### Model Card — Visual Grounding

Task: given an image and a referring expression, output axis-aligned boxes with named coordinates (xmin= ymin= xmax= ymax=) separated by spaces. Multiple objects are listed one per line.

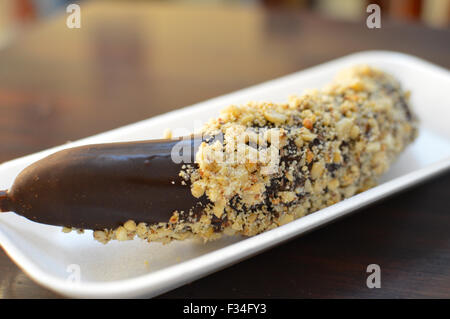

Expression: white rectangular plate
xmin=1 ymin=51 xmax=449 ymax=298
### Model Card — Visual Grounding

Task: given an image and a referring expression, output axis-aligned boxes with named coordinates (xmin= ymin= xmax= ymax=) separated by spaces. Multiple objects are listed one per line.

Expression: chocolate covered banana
xmin=0 ymin=65 xmax=418 ymax=244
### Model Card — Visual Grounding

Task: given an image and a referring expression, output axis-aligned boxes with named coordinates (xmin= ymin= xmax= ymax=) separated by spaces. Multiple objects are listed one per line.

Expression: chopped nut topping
xmin=91 ymin=65 xmax=418 ymax=244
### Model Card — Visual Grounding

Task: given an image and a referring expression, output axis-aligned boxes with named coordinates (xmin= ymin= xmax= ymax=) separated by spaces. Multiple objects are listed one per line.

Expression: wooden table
xmin=0 ymin=2 xmax=449 ymax=298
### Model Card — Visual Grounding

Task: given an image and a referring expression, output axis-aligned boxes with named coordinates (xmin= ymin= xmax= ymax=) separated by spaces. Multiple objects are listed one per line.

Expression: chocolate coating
xmin=1 ymin=137 xmax=204 ymax=229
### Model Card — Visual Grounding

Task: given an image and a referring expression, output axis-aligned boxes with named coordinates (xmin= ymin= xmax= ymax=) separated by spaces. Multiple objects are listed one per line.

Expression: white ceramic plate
xmin=1 ymin=51 xmax=449 ymax=298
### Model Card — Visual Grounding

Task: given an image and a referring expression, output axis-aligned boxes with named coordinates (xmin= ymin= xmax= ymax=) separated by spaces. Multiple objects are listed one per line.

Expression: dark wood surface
xmin=0 ymin=2 xmax=449 ymax=298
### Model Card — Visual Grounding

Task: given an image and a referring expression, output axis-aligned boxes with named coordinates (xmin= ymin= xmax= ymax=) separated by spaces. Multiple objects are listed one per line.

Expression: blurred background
xmin=0 ymin=0 xmax=449 ymax=298
xmin=1 ymin=0 xmax=449 ymax=44
xmin=0 ymin=0 xmax=449 ymax=164
xmin=0 ymin=0 xmax=448 ymax=160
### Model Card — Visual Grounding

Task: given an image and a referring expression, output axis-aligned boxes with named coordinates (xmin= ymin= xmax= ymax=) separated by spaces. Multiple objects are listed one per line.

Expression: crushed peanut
xmin=91 ymin=65 xmax=418 ymax=244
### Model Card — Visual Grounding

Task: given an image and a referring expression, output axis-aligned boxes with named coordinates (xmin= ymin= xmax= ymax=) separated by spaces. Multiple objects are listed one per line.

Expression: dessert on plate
xmin=0 ymin=65 xmax=418 ymax=244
